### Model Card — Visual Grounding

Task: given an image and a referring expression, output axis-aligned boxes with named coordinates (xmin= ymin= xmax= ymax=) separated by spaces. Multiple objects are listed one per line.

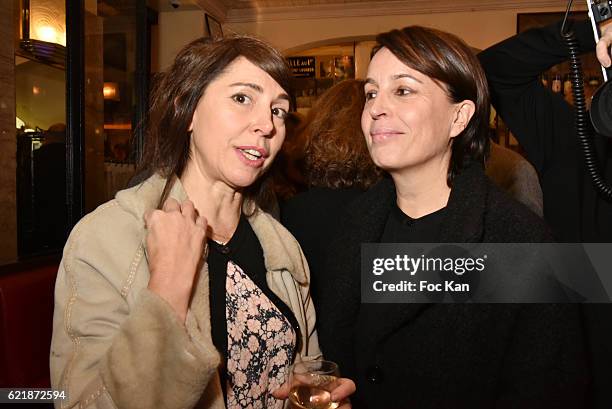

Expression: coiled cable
xmin=561 ymin=0 xmax=612 ymax=201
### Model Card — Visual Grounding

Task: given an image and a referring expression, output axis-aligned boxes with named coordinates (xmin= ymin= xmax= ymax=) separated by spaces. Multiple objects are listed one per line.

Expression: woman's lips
xmin=234 ymin=147 xmax=266 ymax=168
xmin=370 ymin=130 xmax=403 ymax=143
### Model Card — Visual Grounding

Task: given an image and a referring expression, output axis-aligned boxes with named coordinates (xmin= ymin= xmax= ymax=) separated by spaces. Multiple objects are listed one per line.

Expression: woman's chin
xmin=224 ymin=171 xmax=262 ymax=190
xmin=371 ymin=156 xmax=406 ymax=172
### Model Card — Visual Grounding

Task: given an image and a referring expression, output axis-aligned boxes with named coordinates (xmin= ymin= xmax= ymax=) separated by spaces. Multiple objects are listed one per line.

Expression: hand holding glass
xmin=288 ymin=360 xmax=341 ymax=409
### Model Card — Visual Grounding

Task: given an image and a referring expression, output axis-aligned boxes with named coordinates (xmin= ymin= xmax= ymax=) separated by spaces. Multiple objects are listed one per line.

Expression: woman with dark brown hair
xmin=51 ymin=35 xmax=354 ymax=409
xmin=281 ymin=79 xmax=382 ymax=303
xmin=316 ymin=26 xmax=587 ymax=408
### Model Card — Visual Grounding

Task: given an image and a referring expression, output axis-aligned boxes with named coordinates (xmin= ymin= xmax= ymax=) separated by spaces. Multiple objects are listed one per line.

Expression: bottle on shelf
xmin=551 ymin=73 xmax=563 ymax=94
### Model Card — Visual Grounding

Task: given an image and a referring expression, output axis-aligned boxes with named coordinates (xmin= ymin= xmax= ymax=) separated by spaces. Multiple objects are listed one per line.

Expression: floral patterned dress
xmin=225 ymin=261 xmax=296 ymax=409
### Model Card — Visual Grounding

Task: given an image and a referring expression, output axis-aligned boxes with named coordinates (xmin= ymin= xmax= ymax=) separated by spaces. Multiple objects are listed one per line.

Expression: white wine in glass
xmin=288 ymin=360 xmax=340 ymax=409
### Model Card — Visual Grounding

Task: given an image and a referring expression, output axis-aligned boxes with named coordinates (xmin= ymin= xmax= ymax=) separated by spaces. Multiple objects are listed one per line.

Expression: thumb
xmin=271 ymin=382 xmax=291 ymax=399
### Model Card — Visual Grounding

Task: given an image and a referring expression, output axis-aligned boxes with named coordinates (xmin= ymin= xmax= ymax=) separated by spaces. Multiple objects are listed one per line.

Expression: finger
xmin=181 ymin=200 xmax=196 ymax=221
xmin=596 ymin=38 xmax=612 ymax=67
xmin=196 ymin=215 xmax=208 ymax=230
xmin=163 ymin=198 xmax=181 ymax=212
xmin=330 ymin=378 xmax=356 ymax=402
xmin=270 ymin=382 xmax=291 ymax=399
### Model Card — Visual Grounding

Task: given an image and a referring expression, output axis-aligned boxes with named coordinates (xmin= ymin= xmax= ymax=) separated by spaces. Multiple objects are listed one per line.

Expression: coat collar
xmin=115 ymin=173 xmax=307 ymax=283
xmin=345 ymin=163 xmax=488 ymax=243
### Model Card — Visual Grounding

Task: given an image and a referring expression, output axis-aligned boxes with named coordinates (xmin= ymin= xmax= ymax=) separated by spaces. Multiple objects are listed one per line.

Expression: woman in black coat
xmin=316 ymin=26 xmax=588 ymax=409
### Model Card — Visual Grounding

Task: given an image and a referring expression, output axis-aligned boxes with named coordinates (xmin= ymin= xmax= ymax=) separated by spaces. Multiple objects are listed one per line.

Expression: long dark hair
xmin=138 ymin=35 xmax=293 ymax=211
xmin=373 ymin=26 xmax=490 ymax=185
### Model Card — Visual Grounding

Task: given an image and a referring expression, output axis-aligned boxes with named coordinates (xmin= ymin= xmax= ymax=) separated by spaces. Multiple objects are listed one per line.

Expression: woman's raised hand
xmin=596 ymin=22 xmax=612 ymax=68
xmin=144 ymin=198 xmax=207 ymax=323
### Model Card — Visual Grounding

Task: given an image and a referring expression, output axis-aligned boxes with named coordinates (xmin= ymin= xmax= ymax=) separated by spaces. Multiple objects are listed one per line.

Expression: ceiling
xmin=159 ymin=0 xmax=578 ymax=23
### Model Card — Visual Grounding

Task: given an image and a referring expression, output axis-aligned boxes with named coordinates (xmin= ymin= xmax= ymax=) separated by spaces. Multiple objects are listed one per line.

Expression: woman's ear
xmin=450 ymin=100 xmax=476 ymax=138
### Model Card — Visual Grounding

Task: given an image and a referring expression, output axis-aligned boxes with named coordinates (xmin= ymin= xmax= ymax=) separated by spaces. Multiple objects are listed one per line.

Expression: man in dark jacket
xmin=479 ymin=18 xmax=612 ymax=409
xmin=478 ymin=19 xmax=612 ymax=243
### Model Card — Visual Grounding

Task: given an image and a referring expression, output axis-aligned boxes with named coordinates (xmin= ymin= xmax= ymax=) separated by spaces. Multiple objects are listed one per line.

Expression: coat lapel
xmin=329 ymin=178 xmax=428 ymax=347
xmin=438 ymin=164 xmax=487 ymax=243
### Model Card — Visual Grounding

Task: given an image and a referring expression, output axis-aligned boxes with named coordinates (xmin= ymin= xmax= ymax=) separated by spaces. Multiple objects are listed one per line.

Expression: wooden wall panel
xmin=0 ymin=0 xmax=18 ymax=264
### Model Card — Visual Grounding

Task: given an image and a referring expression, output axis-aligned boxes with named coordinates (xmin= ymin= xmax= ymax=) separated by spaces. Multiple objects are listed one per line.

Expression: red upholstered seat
xmin=0 ymin=262 xmax=58 ymax=387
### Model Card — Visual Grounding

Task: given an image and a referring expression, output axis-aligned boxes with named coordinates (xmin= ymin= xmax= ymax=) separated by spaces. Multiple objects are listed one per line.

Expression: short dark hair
xmin=139 ymin=35 xmax=293 ymax=211
xmin=373 ymin=26 xmax=490 ymax=185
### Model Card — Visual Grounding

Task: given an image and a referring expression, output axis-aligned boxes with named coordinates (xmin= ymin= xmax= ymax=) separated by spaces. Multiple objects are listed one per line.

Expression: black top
xmin=207 ymin=214 xmax=299 ymax=398
xmin=381 ymin=204 xmax=447 ymax=243
xmin=478 ymin=19 xmax=612 ymax=242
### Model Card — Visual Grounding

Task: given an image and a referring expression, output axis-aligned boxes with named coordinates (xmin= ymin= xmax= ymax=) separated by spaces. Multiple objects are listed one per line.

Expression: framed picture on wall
xmin=206 ymin=14 xmax=223 ymax=39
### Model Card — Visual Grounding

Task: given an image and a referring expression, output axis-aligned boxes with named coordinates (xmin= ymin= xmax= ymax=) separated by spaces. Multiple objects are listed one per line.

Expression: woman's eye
xmin=272 ymin=107 xmax=288 ymax=119
xmin=232 ymin=93 xmax=252 ymax=104
xmin=396 ymin=88 xmax=412 ymax=96
xmin=365 ymin=90 xmax=377 ymax=101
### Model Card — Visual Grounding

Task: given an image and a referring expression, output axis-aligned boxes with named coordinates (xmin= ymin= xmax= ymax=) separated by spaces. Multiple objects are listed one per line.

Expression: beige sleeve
xmin=50 ymin=235 xmax=220 ymax=409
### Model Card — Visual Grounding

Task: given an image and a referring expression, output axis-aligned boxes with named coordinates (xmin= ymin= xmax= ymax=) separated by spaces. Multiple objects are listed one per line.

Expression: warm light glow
xmin=104 ymin=124 xmax=132 ymax=131
xmin=103 ymin=83 xmax=119 ymax=100
xmin=37 ymin=25 xmax=57 ymax=43
xmin=32 ymin=86 xmax=41 ymax=95
xmin=29 ymin=1 xmax=67 ymax=47
xmin=104 ymin=124 xmax=132 ymax=130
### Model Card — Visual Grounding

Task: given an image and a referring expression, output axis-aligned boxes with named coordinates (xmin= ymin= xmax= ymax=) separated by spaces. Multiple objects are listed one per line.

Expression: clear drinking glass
xmin=288 ymin=359 xmax=341 ymax=409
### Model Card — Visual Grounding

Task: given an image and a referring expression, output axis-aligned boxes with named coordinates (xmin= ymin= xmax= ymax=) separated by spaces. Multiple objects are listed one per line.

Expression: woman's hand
xmin=596 ymin=21 xmax=612 ymax=67
xmin=271 ymin=377 xmax=356 ymax=408
xmin=144 ymin=198 xmax=207 ymax=323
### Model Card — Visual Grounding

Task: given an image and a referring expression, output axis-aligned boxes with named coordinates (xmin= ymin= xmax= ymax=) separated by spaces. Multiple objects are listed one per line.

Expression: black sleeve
xmin=478 ymin=19 xmax=596 ymax=176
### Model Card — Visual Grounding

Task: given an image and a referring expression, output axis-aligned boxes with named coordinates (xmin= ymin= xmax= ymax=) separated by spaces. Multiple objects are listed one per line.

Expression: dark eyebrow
xmin=230 ymin=82 xmax=263 ymax=92
xmin=364 ymin=74 xmax=423 ymax=86
xmin=393 ymin=73 xmax=423 ymax=83
xmin=276 ymin=94 xmax=291 ymax=105
xmin=230 ymin=82 xmax=290 ymax=104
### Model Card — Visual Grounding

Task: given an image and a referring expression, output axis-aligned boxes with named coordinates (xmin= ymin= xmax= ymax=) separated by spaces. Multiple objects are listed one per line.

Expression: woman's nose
xmin=252 ymin=109 xmax=275 ymax=137
xmin=368 ymin=93 xmax=389 ymax=118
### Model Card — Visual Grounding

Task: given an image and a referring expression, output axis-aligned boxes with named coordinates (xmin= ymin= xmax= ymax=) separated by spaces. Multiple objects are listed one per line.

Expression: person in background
xmin=479 ymin=18 xmax=612 ymax=409
xmin=281 ymin=79 xmax=382 ymax=305
xmin=316 ymin=26 xmax=587 ymax=408
xmin=50 ymin=35 xmax=354 ymax=409
xmin=479 ymin=19 xmax=612 ymax=242
xmin=270 ymin=111 xmax=308 ymax=203
xmin=34 ymin=123 xmax=67 ymax=250
xmin=486 ymin=140 xmax=544 ymax=216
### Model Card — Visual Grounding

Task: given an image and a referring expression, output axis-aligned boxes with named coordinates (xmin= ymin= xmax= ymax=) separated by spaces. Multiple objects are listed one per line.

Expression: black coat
xmin=316 ymin=165 xmax=588 ymax=409
xmin=281 ymin=186 xmax=365 ymax=309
